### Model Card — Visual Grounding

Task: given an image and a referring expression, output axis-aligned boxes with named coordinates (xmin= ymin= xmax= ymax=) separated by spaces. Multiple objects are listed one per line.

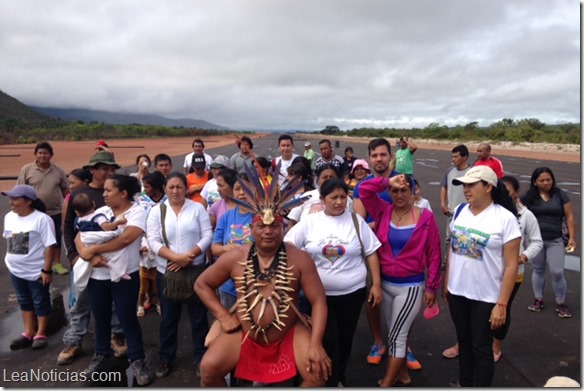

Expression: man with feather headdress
xmin=195 ymin=160 xmax=332 ymax=386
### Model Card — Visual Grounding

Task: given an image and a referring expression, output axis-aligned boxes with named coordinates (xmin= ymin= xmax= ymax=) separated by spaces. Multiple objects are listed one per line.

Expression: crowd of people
xmin=1 ymin=135 xmax=578 ymax=387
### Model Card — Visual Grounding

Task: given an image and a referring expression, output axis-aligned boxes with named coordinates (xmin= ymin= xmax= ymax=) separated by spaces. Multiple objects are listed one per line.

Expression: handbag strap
xmin=160 ymin=203 xmax=169 ymax=248
xmin=351 ymin=212 xmax=367 ymax=261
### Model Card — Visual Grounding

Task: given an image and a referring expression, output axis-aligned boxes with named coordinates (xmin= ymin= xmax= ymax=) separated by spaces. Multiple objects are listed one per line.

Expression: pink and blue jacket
xmin=359 ymin=176 xmax=442 ymax=294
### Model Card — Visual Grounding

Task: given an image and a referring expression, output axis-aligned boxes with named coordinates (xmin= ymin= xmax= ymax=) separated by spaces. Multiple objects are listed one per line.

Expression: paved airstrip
xmin=0 ymin=134 xmax=580 ymax=387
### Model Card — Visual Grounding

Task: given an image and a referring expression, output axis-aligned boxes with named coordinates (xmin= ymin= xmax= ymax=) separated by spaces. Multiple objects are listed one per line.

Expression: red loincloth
xmin=234 ymin=326 xmax=297 ymax=383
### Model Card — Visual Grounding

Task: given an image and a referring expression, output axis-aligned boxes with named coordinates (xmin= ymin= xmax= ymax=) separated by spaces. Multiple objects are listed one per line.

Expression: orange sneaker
xmin=367 ymin=344 xmax=386 ymax=365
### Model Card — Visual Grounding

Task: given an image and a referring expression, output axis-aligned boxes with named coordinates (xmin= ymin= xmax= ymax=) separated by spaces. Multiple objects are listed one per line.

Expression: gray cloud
xmin=0 ymin=0 xmax=579 ymax=130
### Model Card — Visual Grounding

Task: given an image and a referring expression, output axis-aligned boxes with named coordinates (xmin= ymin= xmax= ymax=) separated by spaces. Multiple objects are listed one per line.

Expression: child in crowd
xmin=71 ymin=193 xmax=129 ymax=294
xmin=412 ymin=178 xmax=433 ymax=212
xmin=137 ymin=239 xmax=160 ymax=317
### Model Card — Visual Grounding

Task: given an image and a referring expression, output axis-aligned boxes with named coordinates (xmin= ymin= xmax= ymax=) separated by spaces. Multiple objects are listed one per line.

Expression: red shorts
xmin=234 ymin=327 xmax=297 ymax=383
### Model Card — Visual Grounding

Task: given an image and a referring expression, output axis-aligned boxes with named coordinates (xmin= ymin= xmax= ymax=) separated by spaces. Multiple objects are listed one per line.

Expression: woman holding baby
xmin=76 ymin=174 xmax=152 ymax=386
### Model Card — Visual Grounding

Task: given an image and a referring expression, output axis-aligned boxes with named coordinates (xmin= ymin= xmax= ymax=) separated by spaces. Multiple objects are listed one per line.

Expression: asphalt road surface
xmin=0 ymin=134 xmax=580 ymax=387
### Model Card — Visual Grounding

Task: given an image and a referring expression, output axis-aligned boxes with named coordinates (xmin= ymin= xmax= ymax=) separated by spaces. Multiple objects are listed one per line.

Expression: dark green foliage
xmin=317 ymin=119 xmax=580 ymax=145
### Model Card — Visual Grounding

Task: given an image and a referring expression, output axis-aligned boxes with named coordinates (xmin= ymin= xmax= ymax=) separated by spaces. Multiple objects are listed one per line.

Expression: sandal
xmin=442 ymin=345 xmax=459 ymax=359
xmin=493 ymin=350 xmax=502 ymax=363
xmin=137 ymin=306 xmax=145 ymax=317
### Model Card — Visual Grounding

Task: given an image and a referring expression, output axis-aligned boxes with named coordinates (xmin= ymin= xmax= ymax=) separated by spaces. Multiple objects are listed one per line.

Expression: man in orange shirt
xmin=186 ymin=153 xmax=211 ymax=204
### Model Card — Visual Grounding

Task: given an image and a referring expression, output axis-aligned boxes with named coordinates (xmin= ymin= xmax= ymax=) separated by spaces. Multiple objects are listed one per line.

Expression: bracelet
xmin=41 ymin=269 xmax=53 ymax=274
xmin=497 ymin=302 xmax=507 ymax=307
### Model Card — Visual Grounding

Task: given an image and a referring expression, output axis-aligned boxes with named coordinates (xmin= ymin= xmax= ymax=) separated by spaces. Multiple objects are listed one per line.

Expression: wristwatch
xmin=41 ymin=269 xmax=53 ymax=274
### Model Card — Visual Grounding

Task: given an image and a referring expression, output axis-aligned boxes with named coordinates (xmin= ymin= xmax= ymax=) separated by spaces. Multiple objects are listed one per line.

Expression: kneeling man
xmin=195 ymin=212 xmax=332 ymax=387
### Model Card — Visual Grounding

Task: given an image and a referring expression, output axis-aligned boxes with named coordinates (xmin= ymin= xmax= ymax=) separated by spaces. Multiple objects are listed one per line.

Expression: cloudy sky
xmin=0 ymin=0 xmax=580 ymax=130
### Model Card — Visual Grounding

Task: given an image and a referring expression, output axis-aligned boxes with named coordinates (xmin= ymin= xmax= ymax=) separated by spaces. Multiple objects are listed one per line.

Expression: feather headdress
xmin=227 ymin=151 xmax=309 ymax=225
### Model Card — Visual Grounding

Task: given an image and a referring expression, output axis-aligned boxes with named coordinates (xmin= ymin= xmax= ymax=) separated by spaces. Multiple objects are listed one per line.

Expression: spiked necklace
xmin=234 ymin=243 xmax=296 ymax=344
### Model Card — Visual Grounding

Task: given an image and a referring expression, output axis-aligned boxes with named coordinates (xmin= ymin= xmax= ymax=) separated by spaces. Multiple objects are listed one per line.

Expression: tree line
xmin=319 ymin=118 xmax=580 ymax=144
xmin=0 ymin=120 xmax=246 ymax=145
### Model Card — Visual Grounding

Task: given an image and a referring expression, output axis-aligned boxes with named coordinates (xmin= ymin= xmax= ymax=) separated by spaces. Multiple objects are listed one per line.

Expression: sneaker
xmin=52 ymin=263 xmax=69 ymax=275
xmin=10 ymin=333 xmax=33 ymax=350
xmin=130 ymin=359 xmax=153 ymax=386
xmin=57 ymin=344 xmax=82 ymax=365
xmin=366 ymin=344 xmax=386 ymax=365
xmin=528 ymin=299 xmax=544 ymax=312
xmin=32 ymin=336 xmax=48 ymax=349
xmin=406 ymin=350 xmax=422 ymax=371
xmin=111 ymin=334 xmax=127 ymax=358
xmin=155 ymin=361 xmax=171 ymax=378
xmin=556 ymin=304 xmax=572 ymax=318
xmin=84 ymin=354 xmax=108 ymax=375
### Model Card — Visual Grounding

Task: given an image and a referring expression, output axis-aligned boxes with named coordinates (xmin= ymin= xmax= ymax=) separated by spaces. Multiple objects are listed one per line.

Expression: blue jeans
xmin=9 ymin=273 xmax=52 ymax=316
xmin=88 ymin=271 xmax=145 ymax=361
xmin=448 ymin=293 xmax=495 ymax=387
xmin=156 ymin=271 xmax=209 ymax=364
xmin=62 ymin=268 xmax=123 ymax=347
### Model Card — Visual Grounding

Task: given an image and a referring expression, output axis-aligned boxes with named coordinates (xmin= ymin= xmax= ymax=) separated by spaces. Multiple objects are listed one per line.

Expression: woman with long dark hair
xmin=76 ymin=174 xmax=152 ymax=385
xmin=443 ymin=166 xmax=520 ymax=387
xmin=522 ymin=167 xmax=576 ymax=318
xmin=285 ymin=178 xmax=382 ymax=387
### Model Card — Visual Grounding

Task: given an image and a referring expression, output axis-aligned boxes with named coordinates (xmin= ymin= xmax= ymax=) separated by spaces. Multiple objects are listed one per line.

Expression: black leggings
xmin=322 ymin=288 xmax=366 ymax=387
xmin=448 ymin=293 xmax=495 ymax=387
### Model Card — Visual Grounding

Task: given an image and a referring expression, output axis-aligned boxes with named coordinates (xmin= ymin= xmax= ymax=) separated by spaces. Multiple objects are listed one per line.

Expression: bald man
xmin=473 ymin=143 xmax=504 ymax=178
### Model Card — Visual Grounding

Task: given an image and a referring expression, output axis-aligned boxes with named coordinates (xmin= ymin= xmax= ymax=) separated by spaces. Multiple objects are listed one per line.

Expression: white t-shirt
xmin=184 ymin=152 xmax=213 ymax=171
xmin=90 ymin=203 xmax=146 ymax=280
xmin=275 ymin=154 xmax=299 ymax=187
xmin=200 ymin=178 xmax=220 ymax=210
xmin=3 ymin=210 xmax=56 ymax=281
xmin=447 ymin=203 xmax=521 ymax=303
xmin=288 ymin=188 xmax=353 ymax=223
xmin=414 ymin=197 xmax=433 ymax=212
xmin=284 ymin=210 xmax=381 ymax=296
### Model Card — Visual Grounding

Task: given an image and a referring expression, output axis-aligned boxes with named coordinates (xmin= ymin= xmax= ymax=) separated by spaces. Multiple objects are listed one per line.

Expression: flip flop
xmin=493 ymin=350 xmax=502 ymax=363
xmin=442 ymin=345 xmax=459 ymax=359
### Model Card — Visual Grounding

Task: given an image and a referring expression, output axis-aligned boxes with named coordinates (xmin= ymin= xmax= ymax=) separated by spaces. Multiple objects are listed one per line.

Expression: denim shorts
xmin=9 ymin=273 xmax=52 ymax=316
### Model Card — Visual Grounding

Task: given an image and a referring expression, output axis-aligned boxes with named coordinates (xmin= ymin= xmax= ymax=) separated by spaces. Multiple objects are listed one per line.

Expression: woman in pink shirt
xmin=359 ymin=174 xmax=442 ymax=387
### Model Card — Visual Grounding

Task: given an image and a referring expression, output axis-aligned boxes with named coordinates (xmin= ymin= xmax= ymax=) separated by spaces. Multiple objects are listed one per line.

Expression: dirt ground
xmin=0 ymin=134 xmax=579 ymax=191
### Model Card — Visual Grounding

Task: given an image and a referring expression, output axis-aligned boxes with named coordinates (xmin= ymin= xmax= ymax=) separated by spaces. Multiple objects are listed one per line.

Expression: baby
xmin=71 ymin=193 xmax=130 ymax=292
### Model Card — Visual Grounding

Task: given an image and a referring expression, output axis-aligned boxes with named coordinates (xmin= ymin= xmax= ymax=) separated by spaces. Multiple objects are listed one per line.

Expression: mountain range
xmin=31 ymin=107 xmax=229 ymax=130
xmin=0 ymin=89 xmax=228 ymax=130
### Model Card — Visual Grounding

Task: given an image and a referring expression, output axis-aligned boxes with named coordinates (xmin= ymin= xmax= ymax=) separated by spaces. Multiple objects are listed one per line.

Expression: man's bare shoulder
xmin=216 ymin=243 xmax=250 ymax=265
xmin=284 ymin=243 xmax=312 ymax=265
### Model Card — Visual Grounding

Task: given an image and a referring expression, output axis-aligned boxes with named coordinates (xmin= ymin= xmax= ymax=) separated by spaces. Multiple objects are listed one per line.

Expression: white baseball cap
xmin=452 ymin=166 xmax=498 ymax=187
